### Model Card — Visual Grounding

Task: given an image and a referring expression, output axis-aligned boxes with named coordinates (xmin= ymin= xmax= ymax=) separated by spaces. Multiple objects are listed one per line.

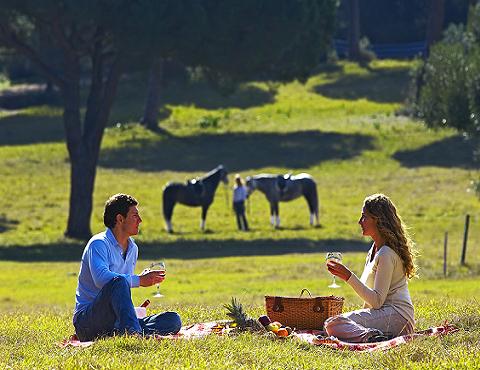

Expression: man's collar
xmin=106 ymin=228 xmax=133 ymax=252
xmin=106 ymin=228 xmax=123 ymax=249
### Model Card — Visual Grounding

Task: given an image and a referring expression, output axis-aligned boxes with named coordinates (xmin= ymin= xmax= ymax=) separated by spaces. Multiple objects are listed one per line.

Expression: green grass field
xmin=0 ymin=60 xmax=479 ymax=369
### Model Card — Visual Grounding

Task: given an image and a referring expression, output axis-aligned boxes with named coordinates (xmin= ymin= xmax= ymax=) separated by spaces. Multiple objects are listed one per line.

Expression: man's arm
xmin=88 ymin=240 xmax=140 ymax=288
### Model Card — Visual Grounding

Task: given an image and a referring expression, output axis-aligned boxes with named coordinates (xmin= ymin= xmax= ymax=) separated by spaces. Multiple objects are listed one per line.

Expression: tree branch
xmin=84 ymin=52 xmax=125 ymax=157
xmin=83 ymin=28 xmax=105 ymax=143
xmin=0 ymin=24 xmax=65 ymax=88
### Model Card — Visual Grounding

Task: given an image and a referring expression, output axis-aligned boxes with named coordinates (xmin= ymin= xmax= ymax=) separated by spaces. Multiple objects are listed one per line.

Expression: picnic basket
xmin=265 ymin=289 xmax=344 ymax=330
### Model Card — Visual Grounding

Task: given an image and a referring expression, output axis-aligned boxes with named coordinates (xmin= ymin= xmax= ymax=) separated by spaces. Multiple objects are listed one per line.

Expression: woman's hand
xmin=326 ymin=260 xmax=352 ymax=281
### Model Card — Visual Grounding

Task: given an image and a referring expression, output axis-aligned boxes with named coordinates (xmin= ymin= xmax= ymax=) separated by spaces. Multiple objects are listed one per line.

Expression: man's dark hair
xmin=103 ymin=193 xmax=138 ymax=229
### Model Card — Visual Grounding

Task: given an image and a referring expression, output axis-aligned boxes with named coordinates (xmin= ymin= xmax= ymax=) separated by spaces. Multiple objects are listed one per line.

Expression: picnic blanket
xmin=59 ymin=322 xmax=458 ymax=352
xmin=293 ymin=323 xmax=458 ymax=352
xmin=59 ymin=321 xmax=229 ymax=348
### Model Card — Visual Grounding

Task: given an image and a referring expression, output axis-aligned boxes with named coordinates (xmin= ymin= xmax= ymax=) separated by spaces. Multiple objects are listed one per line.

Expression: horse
xmin=245 ymin=173 xmax=319 ymax=228
xmin=162 ymin=165 xmax=228 ymax=233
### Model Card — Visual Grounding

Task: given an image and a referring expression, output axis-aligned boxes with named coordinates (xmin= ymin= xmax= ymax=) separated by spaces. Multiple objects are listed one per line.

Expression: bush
xmin=198 ymin=115 xmax=220 ymax=129
xmin=417 ymin=20 xmax=480 ymax=138
xmin=418 ymin=41 xmax=471 ymax=131
xmin=415 ymin=11 xmax=480 ymax=200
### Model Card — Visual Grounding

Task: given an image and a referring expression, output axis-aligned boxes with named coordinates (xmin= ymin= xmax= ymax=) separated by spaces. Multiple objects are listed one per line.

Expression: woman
xmin=325 ymin=193 xmax=416 ymax=342
xmin=232 ymin=174 xmax=249 ymax=231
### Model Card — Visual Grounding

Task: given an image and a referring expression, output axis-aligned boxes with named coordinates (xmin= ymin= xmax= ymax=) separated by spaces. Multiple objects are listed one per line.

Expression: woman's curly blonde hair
xmin=364 ymin=193 xmax=417 ymax=279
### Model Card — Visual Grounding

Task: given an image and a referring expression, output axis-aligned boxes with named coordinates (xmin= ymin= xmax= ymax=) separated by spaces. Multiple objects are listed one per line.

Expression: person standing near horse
xmin=232 ymin=174 xmax=249 ymax=231
xmin=324 ymin=193 xmax=416 ymax=342
xmin=73 ymin=193 xmax=182 ymax=341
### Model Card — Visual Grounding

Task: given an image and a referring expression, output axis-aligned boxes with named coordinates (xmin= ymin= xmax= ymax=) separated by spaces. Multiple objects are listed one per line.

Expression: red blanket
xmin=59 ymin=322 xmax=458 ymax=352
xmin=293 ymin=324 xmax=458 ymax=352
xmin=59 ymin=321 xmax=228 ymax=348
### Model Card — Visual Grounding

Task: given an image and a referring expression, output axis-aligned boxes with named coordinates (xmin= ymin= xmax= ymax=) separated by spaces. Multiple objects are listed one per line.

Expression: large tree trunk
xmin=425 ymin=0 xmax=445 ymax=55
xmin=140 ymin=58 xmax=164 ymax=130
xmin=63 ymin=46 xmax=124 ymax=240
xmin=67 ymin=147 xmax=97 ymax=239
xmin=348 ymin=0 xmax=361 ymax=61
xmin=62 ymin=70 xmax=95 ymax=239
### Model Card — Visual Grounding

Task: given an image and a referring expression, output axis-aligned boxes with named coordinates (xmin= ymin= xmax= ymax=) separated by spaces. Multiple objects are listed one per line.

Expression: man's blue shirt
xmin=74 ymin=228 xmax=141 ymax=320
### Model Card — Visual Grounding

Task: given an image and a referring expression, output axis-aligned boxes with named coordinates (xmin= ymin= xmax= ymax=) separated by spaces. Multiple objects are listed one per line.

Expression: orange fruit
xmin=276 ymin=328 xmax=288 ymax=337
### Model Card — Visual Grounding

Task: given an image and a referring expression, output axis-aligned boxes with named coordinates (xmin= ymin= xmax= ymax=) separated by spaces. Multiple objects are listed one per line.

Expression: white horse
xmin=245 ymin=173 xmax=319 ymax=228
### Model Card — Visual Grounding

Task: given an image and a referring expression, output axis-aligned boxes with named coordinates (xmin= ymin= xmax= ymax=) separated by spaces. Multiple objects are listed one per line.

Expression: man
xmin=73 ymin=193 xmax=181 ymax=341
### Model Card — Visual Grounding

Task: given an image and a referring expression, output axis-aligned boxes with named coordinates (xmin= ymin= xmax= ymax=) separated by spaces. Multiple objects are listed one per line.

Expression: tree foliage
xmin=176 ymin=1 xmax=337 ymax=83
xmin=415 ymin=3 xmax=480 ymax=199
xmin=417 ymin=5 xmax=480 ymax=138
xmin=0 ymin=0 xmax=338 ymax=239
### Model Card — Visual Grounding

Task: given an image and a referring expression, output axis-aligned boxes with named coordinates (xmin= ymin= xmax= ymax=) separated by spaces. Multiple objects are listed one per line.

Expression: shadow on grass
xmin=0 ymin=238 xmax=370 ymax=262
xmin=161 ymin=84 xmax=275 ymax=111
xmin=0 ymin=82 xmax=275 ymax=146
xmin=0 ymin=215 xmax=19 ymax=233
xmin=110 ymin=80 xmax=276 ymax=124
xmin=393 ymin=136 xmax=478 ymax=169
xmin=312 ymin=67 xmax=410 ymax=104
xmin=0 ymin=111 xmax=64 ymax=146
xmin=99 ymin=130 xmax=375 ymax=172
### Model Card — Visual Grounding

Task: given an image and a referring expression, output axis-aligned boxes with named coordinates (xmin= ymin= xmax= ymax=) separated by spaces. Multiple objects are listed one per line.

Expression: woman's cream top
xmin=346 ymin=244 xmax=414 ymax=324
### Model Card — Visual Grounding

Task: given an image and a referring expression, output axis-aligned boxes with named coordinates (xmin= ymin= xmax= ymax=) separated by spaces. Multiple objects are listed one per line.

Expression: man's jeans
xmin=74 ymin=276 xmax=182 ymax=341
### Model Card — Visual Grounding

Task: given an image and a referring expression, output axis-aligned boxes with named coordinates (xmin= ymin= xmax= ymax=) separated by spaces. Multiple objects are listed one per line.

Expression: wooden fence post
xmin=443 ymin=231 xmax=448 ymax=277
xmin=460 ymin=214 xmax=470 ymax=266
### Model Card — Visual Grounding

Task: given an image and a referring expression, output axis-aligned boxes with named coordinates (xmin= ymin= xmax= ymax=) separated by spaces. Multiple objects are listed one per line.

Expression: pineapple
xmin=223 ymin=297 xmax=264 ymax=332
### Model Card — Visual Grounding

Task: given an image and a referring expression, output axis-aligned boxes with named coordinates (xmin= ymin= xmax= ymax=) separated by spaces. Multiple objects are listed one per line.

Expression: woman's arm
xmin=346 ymin=253 xmax=395 ymax=309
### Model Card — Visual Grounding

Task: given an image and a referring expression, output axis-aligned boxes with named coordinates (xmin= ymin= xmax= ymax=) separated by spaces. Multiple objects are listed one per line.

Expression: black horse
xmin=163 ymin=165 xmax=228 ymax=233
xmin=245 ymin=173 xmax=319 ymax=228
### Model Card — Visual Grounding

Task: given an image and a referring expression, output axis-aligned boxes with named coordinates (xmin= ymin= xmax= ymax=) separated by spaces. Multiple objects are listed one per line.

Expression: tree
xmin=425 ymin=0 xmax=445 ymax=53
xmin=347 ymin=0 xmax=361 ymax=61
xmin=0 ymin=0 xmax=337 ymax=239
xmin=0 ymin=1 xmax=201 ymax=239
xmin=140 ymin=58 xmax=164 ymax=131
xmin=417 ymin=3 xmax=480 ymax=137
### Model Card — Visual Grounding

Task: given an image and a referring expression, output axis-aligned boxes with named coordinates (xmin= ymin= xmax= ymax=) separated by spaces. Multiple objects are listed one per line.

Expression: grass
xmin=0 ymin=59 xmax=479 ymax=368
xmin=0 ymin=258 xmax=479 ymax=369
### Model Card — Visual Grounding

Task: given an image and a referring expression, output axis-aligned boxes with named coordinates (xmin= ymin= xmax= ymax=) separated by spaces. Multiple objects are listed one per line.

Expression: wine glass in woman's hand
xmin=326 ymin=252 xmax=342 ymax=288
xmin=150 ymin=261 xmax=166 ymax=298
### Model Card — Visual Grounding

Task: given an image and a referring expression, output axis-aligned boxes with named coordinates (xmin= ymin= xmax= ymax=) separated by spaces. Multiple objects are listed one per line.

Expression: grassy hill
xmin=0 ymin=60 xmax=479 ymax=369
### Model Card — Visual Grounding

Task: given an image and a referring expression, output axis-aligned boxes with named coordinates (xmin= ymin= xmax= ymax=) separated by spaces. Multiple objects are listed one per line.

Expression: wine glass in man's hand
xmin=149 ymin=261 xmax=166 ymax=298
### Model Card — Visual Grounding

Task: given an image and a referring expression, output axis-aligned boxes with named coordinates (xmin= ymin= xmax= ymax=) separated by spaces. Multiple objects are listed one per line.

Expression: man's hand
xmin=326 ymin=260 xmax=352 ymax=281
xmin=139 ymin=270 xmax=165 ymax=287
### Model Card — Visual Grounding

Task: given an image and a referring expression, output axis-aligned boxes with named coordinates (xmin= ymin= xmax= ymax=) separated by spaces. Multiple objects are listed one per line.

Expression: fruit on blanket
xmin=266 ymin=323 xmax=280 ymax=333
xmin=223 ymin=297 xmax=263 ymax=331
xmin=258 ymin=315 xmax=271 ymax=327
xmin=276 ymin=328 xmax=288 ymax=337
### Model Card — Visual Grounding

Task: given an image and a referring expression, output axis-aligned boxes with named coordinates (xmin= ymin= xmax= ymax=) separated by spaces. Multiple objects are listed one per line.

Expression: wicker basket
xmin=265 ymin=289 xmax=344 ymax=330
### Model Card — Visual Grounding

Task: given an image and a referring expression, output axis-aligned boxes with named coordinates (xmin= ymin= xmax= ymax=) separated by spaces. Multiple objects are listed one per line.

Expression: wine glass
xmin=325 ymin=252 xmax=342 ymax=288
xmin=150 ymin=261 xmax=166 ymax=298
